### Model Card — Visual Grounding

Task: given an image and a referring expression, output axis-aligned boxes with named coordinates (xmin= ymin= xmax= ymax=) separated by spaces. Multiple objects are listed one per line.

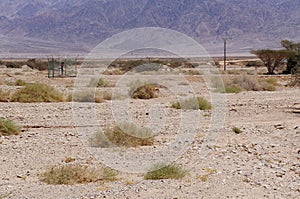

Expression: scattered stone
xmin=274 ymin=124 xmax=285 ymax=129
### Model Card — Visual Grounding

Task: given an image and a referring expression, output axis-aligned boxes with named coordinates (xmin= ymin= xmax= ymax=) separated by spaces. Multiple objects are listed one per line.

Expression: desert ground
xmin=0 ymin=59 xmax=299 ymax=199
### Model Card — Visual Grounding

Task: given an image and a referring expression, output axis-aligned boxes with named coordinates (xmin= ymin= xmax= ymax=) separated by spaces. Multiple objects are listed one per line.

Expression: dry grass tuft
xmin=40 ymin=164 xmax=117 ymax=185
xmin=11 ymin=83 xmax=64 ymax=103
xmin=0 ymin=89 xmax=10 ymax=102
xmin=88 ymin=78 xmax=114 ymax=87
xmin=0 ymin=118 xmax=21 ymax=136
xmin=171 ymin=97 xmax=212 ymax=110
xmin=144 ymin=163 xmax=187 ymax=180
xmin=15 ymin=79 xmax=27 ymax=86
xmin=72 ymin=90 xmax=112 ymax=103
xmin=89 ymin=123 xmax=154 ymax=148
xmin=215 ymin=75 xmax=279 ymax=93
xmin=95 ymin=91 xmax=112 ymax=103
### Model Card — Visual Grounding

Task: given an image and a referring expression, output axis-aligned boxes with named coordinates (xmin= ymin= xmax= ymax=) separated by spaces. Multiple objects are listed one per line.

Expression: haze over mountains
xmin=0 ymin=0 xmax=299 ymax=56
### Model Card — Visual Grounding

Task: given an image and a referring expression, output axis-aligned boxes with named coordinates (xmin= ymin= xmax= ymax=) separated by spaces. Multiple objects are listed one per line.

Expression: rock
xmin=274 ymin=124 xmax=285 ymax=129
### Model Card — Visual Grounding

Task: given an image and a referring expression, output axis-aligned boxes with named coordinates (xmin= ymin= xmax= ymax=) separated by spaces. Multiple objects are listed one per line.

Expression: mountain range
xmin=0 ymin=0 xmax=299 ymax=56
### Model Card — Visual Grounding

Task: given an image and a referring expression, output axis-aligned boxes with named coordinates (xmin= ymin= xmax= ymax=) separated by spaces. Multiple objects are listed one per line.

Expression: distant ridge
xmin=0 ymin=0 xmax=299 ymax=55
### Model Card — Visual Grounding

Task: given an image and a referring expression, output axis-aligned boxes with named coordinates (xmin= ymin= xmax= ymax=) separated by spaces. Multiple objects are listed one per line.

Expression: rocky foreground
xmin=0 ymin=66 xmax=299 ymax=198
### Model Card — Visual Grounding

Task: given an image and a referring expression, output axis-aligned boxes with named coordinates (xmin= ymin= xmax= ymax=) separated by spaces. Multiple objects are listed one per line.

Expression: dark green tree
xmin=251 ymin=49 xmax=295 ymax=74
xmin=281 ymin=40 xmax=300 ymax=74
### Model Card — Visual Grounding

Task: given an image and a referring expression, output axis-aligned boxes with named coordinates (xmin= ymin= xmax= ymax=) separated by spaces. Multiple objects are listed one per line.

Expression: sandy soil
xmin=0 ymin=65 xmax=299 ymax=199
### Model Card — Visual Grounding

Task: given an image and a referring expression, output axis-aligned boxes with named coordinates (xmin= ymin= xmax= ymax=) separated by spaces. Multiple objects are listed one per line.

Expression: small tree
xmin=281 ymin=40 xmax=300 ymax=52
xmin=251 ymin=49 xmax=295 ymax=74
xmin=281 ymin=40 xmax=300 ymax=74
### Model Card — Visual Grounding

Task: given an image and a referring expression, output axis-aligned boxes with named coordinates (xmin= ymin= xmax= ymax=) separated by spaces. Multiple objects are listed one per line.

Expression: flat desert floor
xmin=0 ymin=63 xmax=299 ymax=199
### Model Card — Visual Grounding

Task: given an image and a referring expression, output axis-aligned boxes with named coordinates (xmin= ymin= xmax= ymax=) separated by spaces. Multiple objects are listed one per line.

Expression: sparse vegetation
xmin=129 ymin=80 xmax=159 ymax=99
xmin=251 ymin=49 xmax=295 ymax=74
xmin=26 ymin=59 xmax=48 ymax=71
xmin=89 ymin=123 xmax=154 ymax=148
xmin=64 ymin=157 xmax=76 ymax=163
xmin=72 ymin=90 xmax=112 ymax=103
xmin=224 ymin=86 xmax=243 ymax=93
xmin=0 ymin=59 xmax=48 ymax=70
xmin=197 ymin=168 xmax=217 ymax=182
xmin=11 ymin=83 xmax=64 ymax=103
xmin=104 ymin=58 xmax=194 ymax=75
xmin=0 ymin=118 xmax=21 ymax=136
xmin=290 ymin=72 xmax=300 ymax=86
xmin=171 ymin=97 xmax=212 ymax=110
xmin=15 ymin=79 xmax=27 ymax=86
xmin=89 ymin=131 xmax=112 ymax=148
xmin=88 ymin=78 xmax=113 ymax=87
xmin=144 ymin=163 xmax=187 ymax=180
xmin=216 ymin=75 xmax=279 ymax=93
xmin=0 ymin=89 xmax=10 ymax=102
xmin=95 ymin=91 xmax=112 ymax=103
xmin=40 ymin=164 xmax=117 ymax=185
xmin=72 ymin=90 xmax=94 ymax=102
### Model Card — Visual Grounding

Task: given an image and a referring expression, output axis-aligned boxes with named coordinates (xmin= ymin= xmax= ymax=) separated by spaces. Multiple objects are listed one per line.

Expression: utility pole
xmin=223 ymin=38 xmax=227 ymax=71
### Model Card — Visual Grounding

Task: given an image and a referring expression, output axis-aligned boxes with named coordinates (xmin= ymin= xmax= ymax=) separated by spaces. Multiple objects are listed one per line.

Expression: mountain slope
xmin=0 ymin=0 xmax=299 ymax=55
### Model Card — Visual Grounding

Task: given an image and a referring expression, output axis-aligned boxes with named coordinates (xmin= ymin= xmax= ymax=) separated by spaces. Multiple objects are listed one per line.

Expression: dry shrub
xmin=1 ymin=59 xmax=48 ymax=70
xmin=171 ymin=97 xmax=212 ymax=110
xmin=102 ymin=69 xmax=125 ymax=75
xmin=26 ymin=59 xmax=48 ymax=71
xmin=144 ymin=163 xmax=187 ymax=180
xmin=290 ymin=73 xmax=300 ymax=87
xmin=72 ymin=90 xmax=112 ymax=103
xmin=88 ymin=78 xmax=113 ymax=87
xmin=11 ymin=83 xmax=64 ymax=103
xmin=0 ymin=89 xmax=10 ymax=102
xmin=0 ymin=118 xmax=21 ymax=136
xmin=15 ymin=79 xmax=27 ymax=86
xmin=129 ymin=80 xmax=159 ymax=99
xmin=1 ymin=61 xmax=24 ymax=68
xmin=230 ymin=75 xmax=261 ymax=91
xmin=72 ymin=90 xmax=94 ymax=102
xmin=95 ymin=91 xmax=112 ymax=103
xmin=40 ymin=164 xmax=117 ymax=185
xmin=221 ymin=75 xmax=278 ymax=93
xmin=89 ymin=123 xmax=154 ymax=148
xmin=180 ymin=69 xmax=202 ymax=75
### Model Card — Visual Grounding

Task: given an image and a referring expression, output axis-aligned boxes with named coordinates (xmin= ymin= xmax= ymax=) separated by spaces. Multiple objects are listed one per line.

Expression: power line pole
xmin=223 ymin=38 xmax=227 ymax=71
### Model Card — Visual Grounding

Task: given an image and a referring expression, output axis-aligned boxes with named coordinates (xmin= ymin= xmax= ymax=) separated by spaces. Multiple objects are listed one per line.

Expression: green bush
xmin=40 ymin=164 xmax=117 ymax=185
xmin=11 ymin=83 xmax=64 ymax=103
xmin=144 ymin=163 xmax=187 ymax=180
xmin=89 ymin=123 xmax=154 ymax=148
xmin=0 ymin=119 xmax=21 ymax=136
xmin=171 ymin=97 xmax=212 ymax=110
